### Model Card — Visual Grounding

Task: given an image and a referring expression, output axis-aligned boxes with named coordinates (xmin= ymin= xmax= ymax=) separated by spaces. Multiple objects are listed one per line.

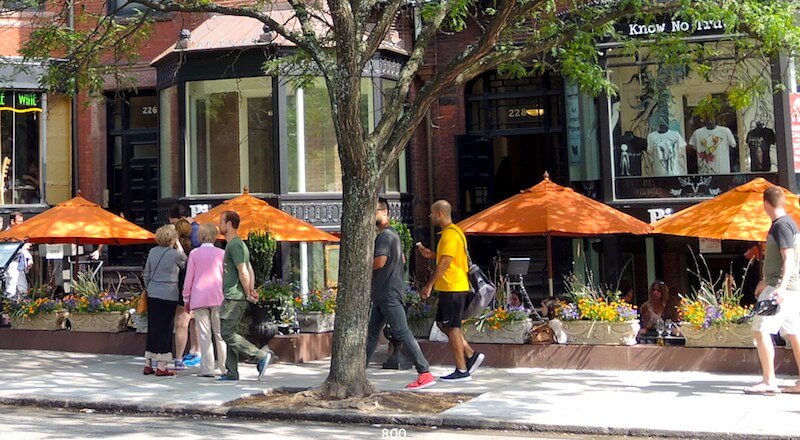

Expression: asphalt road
xmin=0 ymin=405 xmax=671 ymax=440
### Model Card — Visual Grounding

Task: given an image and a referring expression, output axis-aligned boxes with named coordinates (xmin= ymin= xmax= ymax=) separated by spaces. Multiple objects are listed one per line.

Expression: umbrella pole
xmin=547 ymin=234 xmax=554 ymax=297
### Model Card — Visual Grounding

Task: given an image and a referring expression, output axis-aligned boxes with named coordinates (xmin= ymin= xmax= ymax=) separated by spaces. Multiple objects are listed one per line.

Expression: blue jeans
xmin=366 ymin=293 xmax=430 ymax=374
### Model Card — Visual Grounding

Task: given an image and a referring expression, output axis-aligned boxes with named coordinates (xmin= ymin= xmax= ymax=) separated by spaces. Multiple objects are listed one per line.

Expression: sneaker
xmin=155 ymin=369 xmax=175 ymax=377
xmin=439 ymin=369 xmax=471 ymax=382
xmin=405 ymin=372 xmax=437 ymax=390
xmin=466 ymin=352 xmax=485 ymax=375
xmin=172 ymin=360 xmax=186 ymax=370
xmin=184 ymin=354 xmax=201 ymax=367
xmin=217 ymin=374 xmax=239 ymax=381
xmin=257 ymin=352 xmax=272 ymax=381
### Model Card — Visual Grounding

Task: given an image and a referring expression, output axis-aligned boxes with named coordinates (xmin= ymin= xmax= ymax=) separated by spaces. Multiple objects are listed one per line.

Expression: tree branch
xmin=359 ymin=0 xmax=404 ymax=67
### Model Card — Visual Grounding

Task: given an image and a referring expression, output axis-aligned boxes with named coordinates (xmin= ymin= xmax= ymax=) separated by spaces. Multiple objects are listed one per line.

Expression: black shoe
xmin=466 ymin=352 xmax=485 ymax=375
xmin=440 ymin=369 xmax=472 ymax=382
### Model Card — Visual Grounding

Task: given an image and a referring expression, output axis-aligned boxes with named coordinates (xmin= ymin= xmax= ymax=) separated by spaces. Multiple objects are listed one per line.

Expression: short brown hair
xmin=198 ymin=224 xmax=219 ymax=244
xmin=764 ymin=186 xmax=785 ymax=208
xmin=154 ymin=224 xmax=178 ymax=247
xmin=221 ymin=210 xmax=240 ymax=229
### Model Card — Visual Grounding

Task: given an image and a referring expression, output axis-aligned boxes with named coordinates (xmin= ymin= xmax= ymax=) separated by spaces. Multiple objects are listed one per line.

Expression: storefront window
xmin=608 ymin=43 xmax=775 ymax=200
xmin=186 ymin=77 xmax=275 ymax=195
xmin=287 ymin=78 xmax=377 ymax=193
xmin=0 ymin=90 xmax=42 ymax=205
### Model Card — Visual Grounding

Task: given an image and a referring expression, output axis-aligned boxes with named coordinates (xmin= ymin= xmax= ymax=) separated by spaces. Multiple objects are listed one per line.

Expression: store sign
xmin=790 ymin=93 xmax=800 ymax=171
xmin=616 ymin=174 xmax=776 ymax=200
xmin=189 ymin=203 xmax=210 ymax=217
xmin=565 ymin=83 xmax=582 ymax=165
xmin=647 ymin=208 xmax=673 ymax=223
xmin=617 ymin=17 xmax=726 ymax=38
xmin=0 ymin=90 xmax=43 ymax=113
xmin=699 ymin=238 xmax=722 ymax=254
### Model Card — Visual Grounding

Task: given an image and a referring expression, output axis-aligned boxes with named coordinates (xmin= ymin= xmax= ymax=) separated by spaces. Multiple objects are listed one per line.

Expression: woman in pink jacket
xmin=182 ymin=224 xmax=227 ymax=377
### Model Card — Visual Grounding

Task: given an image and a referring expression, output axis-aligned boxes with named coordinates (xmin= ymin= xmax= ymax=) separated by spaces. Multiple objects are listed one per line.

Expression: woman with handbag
xmin=143 ymin=225 xmax=187 ymax=376
xmin=182 ymin=224 xmax=227 ymax=378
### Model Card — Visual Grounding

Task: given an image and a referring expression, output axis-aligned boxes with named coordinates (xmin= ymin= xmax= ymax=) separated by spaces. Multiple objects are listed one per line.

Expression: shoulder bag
xmin=137 ymin=248 xmax=169 ymax=314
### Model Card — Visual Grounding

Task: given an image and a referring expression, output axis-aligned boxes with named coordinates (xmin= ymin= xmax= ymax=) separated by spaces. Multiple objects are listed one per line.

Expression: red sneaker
xmin=405 ymin=372 xmax=436 ymax=390
xmin=155 ymin=369 xmax=176 ymax=377
xmin=143 ymin=366 xmax=155 ymax=375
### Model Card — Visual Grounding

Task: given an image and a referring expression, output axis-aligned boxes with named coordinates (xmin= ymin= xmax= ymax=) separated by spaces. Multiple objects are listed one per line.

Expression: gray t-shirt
xmin=764 ymin=215 xmax=800 ymax=290
xmin=143 ymin=246 xmax=187 ymax=302
xmin=371 ymin=227 xmax=405 ymax=302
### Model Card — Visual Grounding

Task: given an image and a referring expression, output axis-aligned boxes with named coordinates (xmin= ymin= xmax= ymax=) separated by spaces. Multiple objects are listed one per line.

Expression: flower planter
xmin=297 ymin=312 xmax=335 ymax=333
xmin=463 ymin=319 xmax=534 ymax=344
xmin=68 ymin=311 xmax=129 ymax=333
xmin=680 ymin=322 xmax=755 ymax=348
xmin=10 ymin=311 xmax=68 ymax=331
xmin=131 ymin=312 xmax=147 ymax=334
xmin=408 ymin=317 xmax=435 ymax=339
xmin=560 ymin=320 xmax=640 ymax=346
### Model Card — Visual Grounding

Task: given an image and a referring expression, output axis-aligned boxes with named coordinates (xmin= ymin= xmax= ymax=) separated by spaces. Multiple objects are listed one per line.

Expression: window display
xmin=608 ymin=44 xmax=776 ymax=200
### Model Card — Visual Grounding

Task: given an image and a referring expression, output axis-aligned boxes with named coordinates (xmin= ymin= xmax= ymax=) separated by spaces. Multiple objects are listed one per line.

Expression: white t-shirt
xmin=689 ymin=125 xmax=737 ymax=174
xmin=645 ymin=130 xmax=687 ymax=176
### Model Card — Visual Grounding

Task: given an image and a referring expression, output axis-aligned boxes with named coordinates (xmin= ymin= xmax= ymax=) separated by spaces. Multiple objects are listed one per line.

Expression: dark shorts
xmin=435 ymin=291 xmax=471 ymax=328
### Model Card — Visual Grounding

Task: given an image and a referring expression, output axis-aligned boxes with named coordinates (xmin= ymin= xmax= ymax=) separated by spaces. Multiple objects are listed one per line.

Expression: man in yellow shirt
xmin=419 ymin=200 xmax=485 ymax=382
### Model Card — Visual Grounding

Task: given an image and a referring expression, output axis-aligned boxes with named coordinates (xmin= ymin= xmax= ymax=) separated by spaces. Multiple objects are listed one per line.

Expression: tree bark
xmin=318 ymin=167 xmax=379 ymax=399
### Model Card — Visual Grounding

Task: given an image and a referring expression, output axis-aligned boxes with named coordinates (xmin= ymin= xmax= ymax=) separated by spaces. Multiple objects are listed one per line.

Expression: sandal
xmin=744 ymin=383 xmax=781 ymax=395
xmin=143 ymin=366 xmax=155 ymax=375
xmin=781 ymin=385 xmax=800 ymax=394
xmin=156 ymin=369 xmax=176 ymax=377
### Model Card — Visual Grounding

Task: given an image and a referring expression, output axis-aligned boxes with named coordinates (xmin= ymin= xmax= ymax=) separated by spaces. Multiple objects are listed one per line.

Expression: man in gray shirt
xmin=747 ymin=186 xmax=800 ymax=394
xmin=365 ymin=198 xmax=435 ymax=390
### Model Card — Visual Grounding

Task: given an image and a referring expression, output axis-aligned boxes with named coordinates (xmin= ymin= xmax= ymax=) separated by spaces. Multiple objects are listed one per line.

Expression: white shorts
xmin=751 ymin=286 xmax=800 ymax=336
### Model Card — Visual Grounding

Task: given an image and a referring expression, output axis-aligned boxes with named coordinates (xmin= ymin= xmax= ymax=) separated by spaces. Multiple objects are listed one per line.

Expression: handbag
xmin=451 ymin=226 xmax=497 ymax=319
xmin=528 ymin=322 xmax=556 ymax=344
xmin=137 ymin=248 xmax=169 ymax=315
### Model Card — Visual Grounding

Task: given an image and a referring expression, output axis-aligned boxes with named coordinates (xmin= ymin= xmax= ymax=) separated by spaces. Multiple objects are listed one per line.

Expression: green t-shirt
xmin=223 ymin=236 xmax=250 ymax=300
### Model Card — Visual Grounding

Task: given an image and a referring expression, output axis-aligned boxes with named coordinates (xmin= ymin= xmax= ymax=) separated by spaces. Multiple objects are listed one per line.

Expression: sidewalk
xmin=1 ymin=349 xmax=799 ymax=438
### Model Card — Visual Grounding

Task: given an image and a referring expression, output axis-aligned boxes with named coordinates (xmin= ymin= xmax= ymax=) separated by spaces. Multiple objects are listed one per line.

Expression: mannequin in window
xmin=645 ymin=123 xmax=687 ymax=176
xmin=746 ymin=121 xmax=776 ymax=172
xmin=688 ymin=119 xmax=736 ymax=174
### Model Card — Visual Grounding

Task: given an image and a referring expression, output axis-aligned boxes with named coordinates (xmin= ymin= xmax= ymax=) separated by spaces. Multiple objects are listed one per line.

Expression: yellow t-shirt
xmin=434 ymin=224 xmax=470 ymax=292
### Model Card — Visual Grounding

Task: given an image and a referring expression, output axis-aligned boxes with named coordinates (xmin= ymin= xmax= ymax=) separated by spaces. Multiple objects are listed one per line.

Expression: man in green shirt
xmin=218 ymin=210 xmax=271 ymax=381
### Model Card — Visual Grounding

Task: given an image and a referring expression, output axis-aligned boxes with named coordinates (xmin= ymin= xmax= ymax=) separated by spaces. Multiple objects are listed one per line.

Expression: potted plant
xmin=462 ymin=306 xmax=533 ymax=344
xmin=257 ymin=280 xmax=297 ymax=333
xmin=248 ymin=226 xmax=280 ymax=341
xmin=404 ymin=286 xmax=437 ymax=338
xmin=6 ymin=285 xmax=67 ymax=331
xmin=678 ymin=256 xmax=754 ymax=348
xmin=294 ymin=289 xmax=336 ymax=333
xmin=555 ymin=274 xmax=640 ymax=345
xmin=64 ymin=272 xmax=131 ymax=333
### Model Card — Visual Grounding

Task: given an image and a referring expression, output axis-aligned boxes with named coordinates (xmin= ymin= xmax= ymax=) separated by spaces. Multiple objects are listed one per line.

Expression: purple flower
xmin=560 ymin=303 xmax=580 ymax=321
xmin=616 ymin=305 xmax=638 ymax=321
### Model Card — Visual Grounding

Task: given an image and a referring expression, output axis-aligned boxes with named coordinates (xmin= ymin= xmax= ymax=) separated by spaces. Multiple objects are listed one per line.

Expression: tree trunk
xmin=318 ymin=169 xmax=379 ymax=399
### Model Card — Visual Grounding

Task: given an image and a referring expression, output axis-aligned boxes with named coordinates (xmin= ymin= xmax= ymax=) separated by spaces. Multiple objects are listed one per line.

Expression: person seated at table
xmin=508 ymin=291 xmax=526 ymax=312
xmin=639 ymin=280 xmax=678 ymax=334
xmin=619 ymin=281 xmax=635 ymax=304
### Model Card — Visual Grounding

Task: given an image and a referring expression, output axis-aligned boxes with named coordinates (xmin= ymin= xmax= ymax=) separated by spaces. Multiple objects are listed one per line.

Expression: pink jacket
xmin=182 ymin=244 xmax=225 ymax=310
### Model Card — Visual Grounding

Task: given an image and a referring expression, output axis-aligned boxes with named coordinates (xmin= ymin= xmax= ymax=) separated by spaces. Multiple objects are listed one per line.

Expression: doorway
xmin=108 ymin=92 xmax=159 ymax=265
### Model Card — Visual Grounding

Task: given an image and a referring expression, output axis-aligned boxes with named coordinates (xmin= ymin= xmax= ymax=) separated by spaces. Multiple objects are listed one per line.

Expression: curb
xmin=1 ymin=396 xmax=794 ymax=440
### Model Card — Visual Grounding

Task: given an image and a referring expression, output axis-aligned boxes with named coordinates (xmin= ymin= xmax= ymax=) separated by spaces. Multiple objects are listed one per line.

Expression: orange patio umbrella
xmin=0 ymin=194 xmax=155 ymax=245
xmin=457 ymin=173 xmax=651 ymax=296
xmin=193 ymin=189 xmax=339 ymax=242
xmin=651 ymin=177 xmax=800 ymax=241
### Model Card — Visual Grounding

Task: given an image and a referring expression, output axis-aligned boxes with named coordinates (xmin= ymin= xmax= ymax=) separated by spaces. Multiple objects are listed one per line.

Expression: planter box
xmin=463 ymin=319 xmax=533 ymax=344
xmin=408 ymin=317 xmax=435 ymax=339
xmin=561 ymin=320 xmax=640 ymax=346
xmin=297 ymin=312 xmax=335 ymax=333
xmin=680 ymin=322 xmax=755 ymax=348
xmin=10 ymin=311 xmax=67 ymax=331
xmin=131 ymin=312 xmax=147 ymax=334
xmin=68 ymin=312 xmax=129 ymax=333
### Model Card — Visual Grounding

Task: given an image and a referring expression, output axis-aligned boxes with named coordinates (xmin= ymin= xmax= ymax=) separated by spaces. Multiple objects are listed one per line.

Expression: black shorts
xmin=435 ymin=291 xmax=471 ymax=328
